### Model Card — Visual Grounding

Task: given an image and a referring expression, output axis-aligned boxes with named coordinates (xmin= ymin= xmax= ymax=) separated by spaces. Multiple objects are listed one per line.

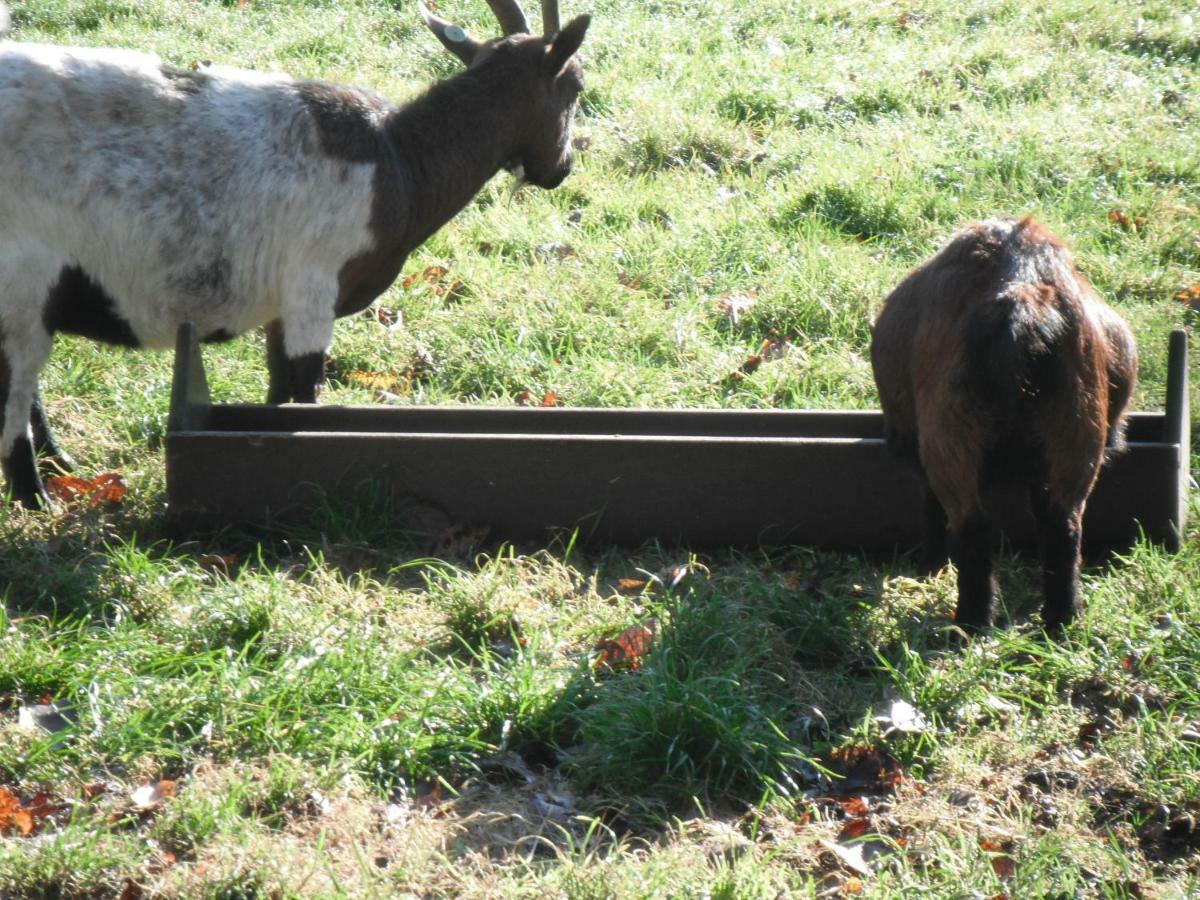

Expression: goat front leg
xmin=274 ymin=283 xmax=336 ymax=404
xmin=1031 ymin=486 xmax=1084 ymax=636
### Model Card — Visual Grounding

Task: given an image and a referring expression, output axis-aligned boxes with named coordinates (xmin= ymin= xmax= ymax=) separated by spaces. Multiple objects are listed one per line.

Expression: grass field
xmin=2 ymin=0 xmax=1199 ymax=896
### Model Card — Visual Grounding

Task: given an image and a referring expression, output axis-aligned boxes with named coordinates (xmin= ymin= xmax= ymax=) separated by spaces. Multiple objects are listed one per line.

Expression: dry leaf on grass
xmin=516 ymin=389 xmax=562 ymax=407
xmin=822 ymin=745 xmax=907 ymax=796
xmin=817 ymin=838 xmax=871 ymax=876
xmin=131 ymin=779 xmax=177 ymax=813
xmin=0 ymin=786 xmax=67 ymax=837
xmin=593 ymin=621 xmax=656 ymax=672
xmin=46 ymin=472 xmax=128 ymax=506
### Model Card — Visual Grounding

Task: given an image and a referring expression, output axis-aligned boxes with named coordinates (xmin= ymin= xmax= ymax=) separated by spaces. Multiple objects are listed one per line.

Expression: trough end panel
xmin=167 ymin=323 xmax=212 ymax=433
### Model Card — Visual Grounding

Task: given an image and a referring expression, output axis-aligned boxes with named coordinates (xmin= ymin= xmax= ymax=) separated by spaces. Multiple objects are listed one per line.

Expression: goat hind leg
xmin=950 ymin=512 xmax=995 ymax=634
xmin=1031 ymin=486 xmax=1084 ymax=635
xmin=0 ymin=339 xmax=52 ymax=508
xmin=920 ymin=482 xmax=949 ymax=574
xmin=31 ymin=388 xmax=74 ymax=472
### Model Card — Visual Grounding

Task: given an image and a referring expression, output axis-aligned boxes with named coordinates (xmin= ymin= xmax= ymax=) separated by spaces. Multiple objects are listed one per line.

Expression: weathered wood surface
xmin=166 ymin=325 xmax=1191 ymax=552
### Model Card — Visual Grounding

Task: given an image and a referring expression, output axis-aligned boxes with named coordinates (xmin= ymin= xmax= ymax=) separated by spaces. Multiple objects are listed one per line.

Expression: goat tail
xmin=964 ymin=280 xmax=1070 ymax=413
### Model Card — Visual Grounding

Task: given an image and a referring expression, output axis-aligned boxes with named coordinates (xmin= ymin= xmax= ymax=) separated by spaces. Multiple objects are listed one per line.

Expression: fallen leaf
xmin=416 ymin=782 xmax=443 ymax=815
xmin=758 ymin=337 xmax=793 ymax=361
xmin=616 ymin=578 xmax=648 ymax=594
xmin=45 ymin=472 xmax=127 ymax=506
xmin=1107 ymin=209 xmax=1147 ymax=234
xmin=990 ymin=854 xmax=1017 ymax=879
xmin=842 ymin=876 xmax=865 ymax=895
xmin=838 ymin=816 xmax=872 ymax=840
xmin=876 ymin=699 xmax=930 ymax=735
xmin=594 ymin=622 xmax=656 ymax=672
xmin=347 ymin=370 xmax=407 ymax=393
xmin=430 ymin=523 xmax=490 ymax=557
xmin=840 ymin=796 xmax=870 ymax=817
xmin=131 ymin=779 xmax=176 ymax=813
xmin=516 ymin=389 xmax=562 ymax=407
xmin=0 ymin=786 xmax=66 ymax=837
xmin=823 ymin=745 xmax=906 ymax=796
xmin=817 ymin=838 xmax=871 ymax=876
xmin=739 ymin=353 xmax=764 ymax=375
xmin=196 ymin=553 xmax=238 ymax=576
xmin=1174 ymin=284 xmax=1200 ymax=314
xmin=617 ymin=270 xmax=644 ymax=290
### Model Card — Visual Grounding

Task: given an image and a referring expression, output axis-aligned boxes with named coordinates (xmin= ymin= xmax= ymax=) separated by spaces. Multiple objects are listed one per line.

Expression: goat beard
xmin=504 ymin=160 xmax=527 ymax=200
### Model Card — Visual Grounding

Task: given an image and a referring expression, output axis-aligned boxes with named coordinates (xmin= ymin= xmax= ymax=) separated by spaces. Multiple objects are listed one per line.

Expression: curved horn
xmin=485 ymin=0 xmax=530 ymax=35
xmin=541 ymin=0 xmax=560 ymax=37
xmin=419 ymin=1 xmax=485 ymax=65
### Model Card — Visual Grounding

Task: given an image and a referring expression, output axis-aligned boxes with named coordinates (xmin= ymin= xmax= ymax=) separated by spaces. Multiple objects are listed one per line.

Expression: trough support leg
xmin=921 ymin=484 xmax=949 ymax=574
xmin=952 ymin=514 xmax=994 ymax=634
xmin=1032 ymin=488 xmax=1083 ymax=635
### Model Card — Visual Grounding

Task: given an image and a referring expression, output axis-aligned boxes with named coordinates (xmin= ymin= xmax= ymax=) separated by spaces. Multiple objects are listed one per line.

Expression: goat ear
xmin=419 ymin=1 xmax=484 ymax=66
xmin=545 ymin=13 xmax=589 ymax=75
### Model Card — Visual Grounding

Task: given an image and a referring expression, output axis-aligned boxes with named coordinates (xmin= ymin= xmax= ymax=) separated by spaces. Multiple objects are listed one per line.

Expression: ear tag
xmin=443 ymin=24 xmax=467 ymax=43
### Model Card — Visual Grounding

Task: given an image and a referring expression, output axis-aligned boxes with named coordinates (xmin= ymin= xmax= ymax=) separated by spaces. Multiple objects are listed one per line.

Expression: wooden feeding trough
xmin=167 ymin=325 xmax=1191 ymax=552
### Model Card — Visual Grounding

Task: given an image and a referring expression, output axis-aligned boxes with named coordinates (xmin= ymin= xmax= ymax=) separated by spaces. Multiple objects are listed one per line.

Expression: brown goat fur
xmin=870 ymin=216 xmax=1137 ymax=633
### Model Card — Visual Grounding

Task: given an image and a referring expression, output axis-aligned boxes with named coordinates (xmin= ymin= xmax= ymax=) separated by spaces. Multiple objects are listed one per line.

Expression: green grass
xmin=2 ymin=0 xmax=1200 ymax=896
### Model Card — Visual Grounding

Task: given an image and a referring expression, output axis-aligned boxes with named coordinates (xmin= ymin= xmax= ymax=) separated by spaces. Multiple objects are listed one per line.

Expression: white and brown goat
xmin=0 ymin=0 xmax=589 ymax=507
xmin=871 ymin=217 xmax=1137 ymax=634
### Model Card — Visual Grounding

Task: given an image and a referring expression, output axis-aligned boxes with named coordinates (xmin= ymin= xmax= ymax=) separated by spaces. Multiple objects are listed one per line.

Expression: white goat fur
xmin=0 ymin=40 xmax=381 ymax=448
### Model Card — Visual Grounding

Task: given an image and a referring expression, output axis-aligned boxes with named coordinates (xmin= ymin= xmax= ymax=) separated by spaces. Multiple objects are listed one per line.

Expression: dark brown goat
xmin=871 ymin=217 xmax=1137 ymax=634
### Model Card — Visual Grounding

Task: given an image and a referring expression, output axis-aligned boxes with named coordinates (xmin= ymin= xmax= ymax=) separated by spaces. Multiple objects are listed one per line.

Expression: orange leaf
xmin=46 ymin=472 xmax=127 ymax=506
xmin=990 ymin=854 xmax=1017 ymax=880
xmin=617 ymin=270 xmax=644 ymax=290
xmin=88 ymin=473 xmax=128 ymax=505
xmin=616 ymin=578 xmax=648 ymax=594
xmin=416 ymin=781 xmax=443 ymax=815
xmin=840 ymin=796 xmax=870 ymax=817
xmin=1174 ymin=284 xmax=1200 ymax=311
xmin=347 ymin=370 xmax=406 ymax=393
xmin=739 ymin=354 xmax=764 ymax=375
xmin=594 ymin=622 xmax=656 ymax=672
xmin=842 ymin=877 xmax=864 ymax=895
xmin=838 ymin=816 xmax=872 ymax=840
xmin=402 ymin=264 xmax=449 ymax=290
xmin=516 ymin=390 xmax=562 ymax=407
xmin=45 ymin=474 xmax=93 ymax=502
xmin=9 ymin=809 xmax=34 ymax=836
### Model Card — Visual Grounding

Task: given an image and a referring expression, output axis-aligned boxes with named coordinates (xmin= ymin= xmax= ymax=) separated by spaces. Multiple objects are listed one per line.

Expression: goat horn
xmin=418 ymin=1 xmax=484 ymax=65
xmin=541 ymin=0 xmax=560 ymax=37
xmin=485 ymin=0 xmax=530 ymax=35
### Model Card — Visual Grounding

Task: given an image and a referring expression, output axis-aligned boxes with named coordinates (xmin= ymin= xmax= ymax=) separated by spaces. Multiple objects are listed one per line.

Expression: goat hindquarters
xmin=872 ymin=216 xmax=1133 ymax=636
